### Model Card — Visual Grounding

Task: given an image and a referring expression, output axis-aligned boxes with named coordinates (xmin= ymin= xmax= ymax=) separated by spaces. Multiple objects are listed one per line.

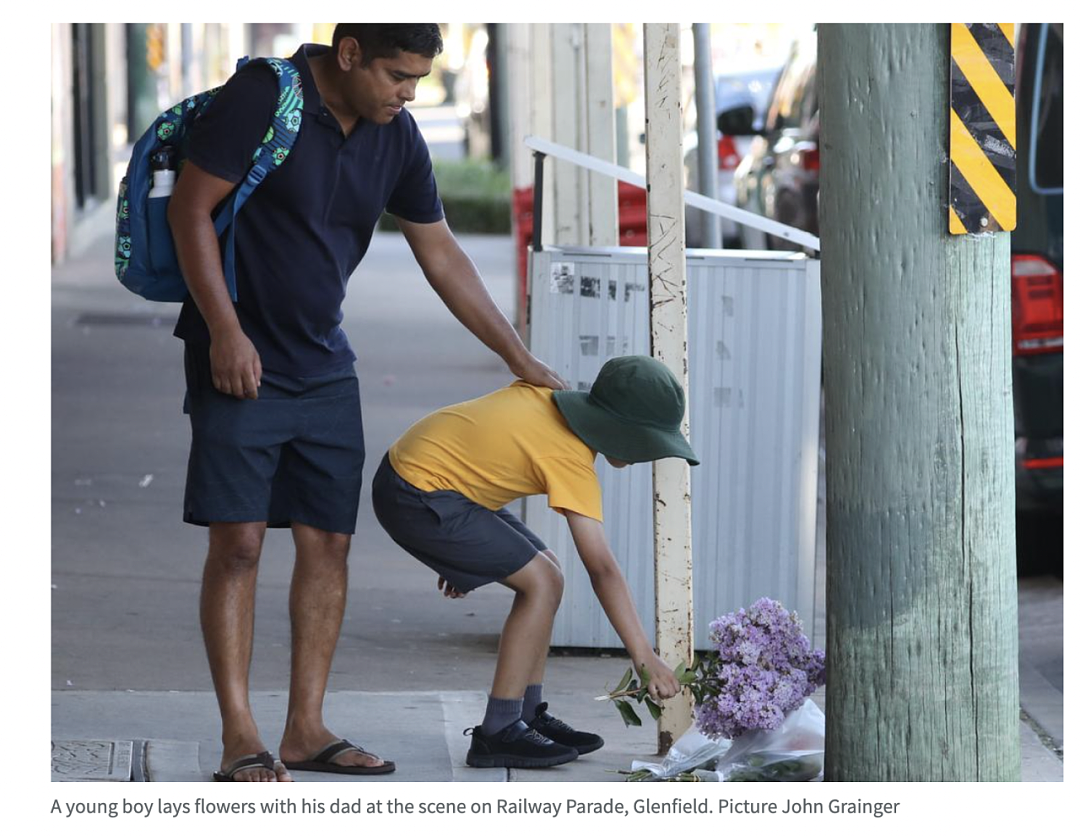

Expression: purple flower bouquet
xmin=605 ymin=597 xmax=825 ymax=740
xmin=695 ymin=597 xmax=825 ymax=740
xmin=607 ymin=598 xmax=826 ymax=781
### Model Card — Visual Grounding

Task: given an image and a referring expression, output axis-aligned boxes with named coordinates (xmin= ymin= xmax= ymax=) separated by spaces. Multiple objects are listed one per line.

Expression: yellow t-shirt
xmin=389 ymin=381 xmax=604 ymax=521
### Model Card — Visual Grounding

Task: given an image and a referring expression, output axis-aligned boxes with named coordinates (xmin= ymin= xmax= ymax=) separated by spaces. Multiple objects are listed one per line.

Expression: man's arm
xmin=564 ymin=510 xmax=680 ymax=701
xmin=396 ymin=217 xmax=568 ymax=390
xmin=168 ymin=162 xmax=262 ymax=399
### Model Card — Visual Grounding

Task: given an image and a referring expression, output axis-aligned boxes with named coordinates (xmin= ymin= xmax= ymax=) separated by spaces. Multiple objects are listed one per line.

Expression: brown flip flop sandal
xmin=282 ymin=738 xmax=396 ymax=775
xmin=213 ymin=750 xmax=286 ymax=781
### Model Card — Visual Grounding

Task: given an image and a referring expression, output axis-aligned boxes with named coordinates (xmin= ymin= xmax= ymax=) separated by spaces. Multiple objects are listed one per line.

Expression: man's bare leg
xmin=201 ymin=521 xmax=291 ymax=782
xmin=490 ymin=552 xmax=564 ymax=700
xmin=277 ymin=522 xmax=387 ymax=769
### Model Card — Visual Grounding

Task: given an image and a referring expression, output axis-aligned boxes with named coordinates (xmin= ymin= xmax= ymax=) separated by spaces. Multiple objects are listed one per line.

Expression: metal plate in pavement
xmin=52 ymin=739 xmax=133 ymax=782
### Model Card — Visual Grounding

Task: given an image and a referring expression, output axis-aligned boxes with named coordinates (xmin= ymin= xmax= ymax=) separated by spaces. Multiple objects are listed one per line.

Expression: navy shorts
xmin=182 ymin=344 xmax=365 ymax=534
xmin=371 ymin=453 xmax=547 ymax=593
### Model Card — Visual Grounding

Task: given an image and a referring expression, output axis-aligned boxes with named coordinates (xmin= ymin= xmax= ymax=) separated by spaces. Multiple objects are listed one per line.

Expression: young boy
xmin=372 ymin=355 xmax=700 ymax=768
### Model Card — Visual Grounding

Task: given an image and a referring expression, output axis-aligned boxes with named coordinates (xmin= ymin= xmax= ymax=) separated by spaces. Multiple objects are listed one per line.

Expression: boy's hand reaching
xmin=637 ymin=653 xmax=681 ymax=701
xmin=437 ymin=577 xmax=468 ymax=599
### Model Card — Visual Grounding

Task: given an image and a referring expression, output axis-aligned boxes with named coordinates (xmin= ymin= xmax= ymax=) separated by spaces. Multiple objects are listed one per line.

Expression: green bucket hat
xmin=552 ymin=355 xmax=700 ymax=466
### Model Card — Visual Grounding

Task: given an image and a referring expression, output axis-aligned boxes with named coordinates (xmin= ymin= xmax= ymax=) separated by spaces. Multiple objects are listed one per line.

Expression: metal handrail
xmin=524 ymin=135 xmax=822 ymax=252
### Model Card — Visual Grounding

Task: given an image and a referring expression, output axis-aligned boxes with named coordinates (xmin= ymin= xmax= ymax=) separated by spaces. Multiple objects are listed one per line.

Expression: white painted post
xmin=546 ymin=23 xmax=617 ymax=247
xmin=584 ymin=23 xmax=618 ymax=246
xmin=643 ymin=22 xmax=694 ymax=753
xmin=551 ymin=23 xmax=584 ymax=245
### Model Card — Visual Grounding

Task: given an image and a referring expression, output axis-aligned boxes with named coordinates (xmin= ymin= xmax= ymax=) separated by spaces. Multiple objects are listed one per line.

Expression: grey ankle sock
xmin=522 ymin=684 xmax=544 ymax=721
xmin=481 ymin=695 xmax=524 ymax=736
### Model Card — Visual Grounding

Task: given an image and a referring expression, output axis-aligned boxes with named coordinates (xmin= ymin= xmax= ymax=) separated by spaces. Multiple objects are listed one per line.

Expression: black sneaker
xmin=465 ymin=720 xmax=579 ymax=768
xmin=527 ymin=703 xmax=605 ymax=755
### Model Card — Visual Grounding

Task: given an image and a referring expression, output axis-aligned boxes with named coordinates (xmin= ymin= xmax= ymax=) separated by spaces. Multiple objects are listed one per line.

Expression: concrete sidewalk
xmin=50 ymin=688 xmax=672 ymax=782
xmin=51 ymin=688 xmax=1062 ymax=782
xmin=51 ymin=230 xmax=1062 ymax=782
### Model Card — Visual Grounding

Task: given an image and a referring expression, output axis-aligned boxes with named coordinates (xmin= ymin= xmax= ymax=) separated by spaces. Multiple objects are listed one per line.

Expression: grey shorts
xmin=371 ymin=453 xmax=547 ymax=593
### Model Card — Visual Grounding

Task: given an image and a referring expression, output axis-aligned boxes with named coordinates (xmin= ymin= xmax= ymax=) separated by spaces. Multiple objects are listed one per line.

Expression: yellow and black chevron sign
xmin=949 ymin=23 xmax=1016 ymax=234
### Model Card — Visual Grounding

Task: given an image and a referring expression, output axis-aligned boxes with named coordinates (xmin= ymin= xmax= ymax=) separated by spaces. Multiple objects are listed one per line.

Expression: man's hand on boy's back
xmin=509 ymin=354 xmax=568 ymax=391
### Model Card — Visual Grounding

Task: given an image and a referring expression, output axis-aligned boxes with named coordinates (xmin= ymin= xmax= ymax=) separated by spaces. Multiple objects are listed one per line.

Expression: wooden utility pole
xmin=643 ymin=22 xmax=694 ymax=753
xmin=819 ymin=24 xmax=1020 ymax=780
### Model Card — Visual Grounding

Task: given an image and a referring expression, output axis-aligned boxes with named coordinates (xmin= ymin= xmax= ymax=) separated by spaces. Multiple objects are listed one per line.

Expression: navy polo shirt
xmin=174 ymin=44 xmax=444 ymax=376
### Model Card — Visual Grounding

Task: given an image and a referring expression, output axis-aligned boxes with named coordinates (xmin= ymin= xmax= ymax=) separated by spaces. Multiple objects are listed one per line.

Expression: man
xmin=168 ymin=23 xmax=564 ymax=782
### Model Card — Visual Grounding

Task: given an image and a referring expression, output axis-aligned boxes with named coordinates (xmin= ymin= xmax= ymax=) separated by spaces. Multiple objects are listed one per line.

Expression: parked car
xmin=683 ymin=64 xmax=782 ymax=247
xmin=726 ymin=31 xmax=818 ymax=251
xmin=1012 ymin=22 xmax=1063 ymax=529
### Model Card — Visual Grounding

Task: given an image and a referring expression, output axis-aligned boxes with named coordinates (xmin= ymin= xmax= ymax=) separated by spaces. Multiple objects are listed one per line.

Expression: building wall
xmin=51 ymin=23 xmax=248 ymax=265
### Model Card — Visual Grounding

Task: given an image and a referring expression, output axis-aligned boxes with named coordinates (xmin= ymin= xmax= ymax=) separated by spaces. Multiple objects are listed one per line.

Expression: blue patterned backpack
xmin=114 ymin=57 xmax=304 ymax=302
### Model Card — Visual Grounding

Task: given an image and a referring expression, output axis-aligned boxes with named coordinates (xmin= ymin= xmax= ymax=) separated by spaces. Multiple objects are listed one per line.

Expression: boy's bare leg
xmin=278 ymin=522 xmax=387 ymax=769
xmin=490 ymin=553 xmax=564 ymax=699
xmin=201 ymin=521 xmax=291 ymax=781
xmin=523 ymin=550 xmax=561 ymax=687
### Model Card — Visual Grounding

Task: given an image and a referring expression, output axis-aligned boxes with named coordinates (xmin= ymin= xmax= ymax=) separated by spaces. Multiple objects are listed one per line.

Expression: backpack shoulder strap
xmin=212 ymin=57 xmax=304 ymax=237
xmin=248 ymin=57 xmax=304 ymax=177
xmin=211 ymin=58 xmax=304 ymax=299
